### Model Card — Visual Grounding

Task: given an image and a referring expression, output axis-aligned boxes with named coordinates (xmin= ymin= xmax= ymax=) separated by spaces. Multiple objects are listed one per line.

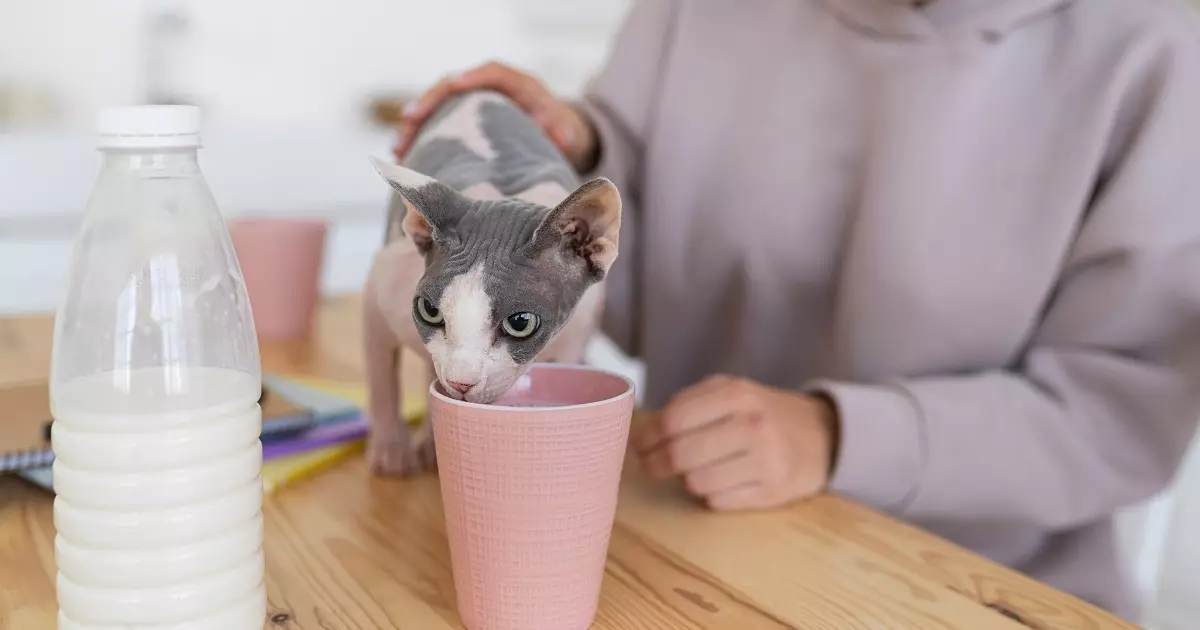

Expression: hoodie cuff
xmin=572 ymin=96 xmax=637 ymax=184
xmin=803 ymin=379 xmax=924 ymax=512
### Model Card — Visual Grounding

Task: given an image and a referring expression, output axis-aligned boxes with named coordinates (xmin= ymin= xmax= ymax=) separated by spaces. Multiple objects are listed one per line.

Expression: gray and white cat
xmin=363 ymin=90 xmax=622 ymax=475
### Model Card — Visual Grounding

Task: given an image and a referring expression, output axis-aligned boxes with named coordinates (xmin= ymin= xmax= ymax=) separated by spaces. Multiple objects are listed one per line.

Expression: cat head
xmin=370 ymin=156 xmax=622 ymax=404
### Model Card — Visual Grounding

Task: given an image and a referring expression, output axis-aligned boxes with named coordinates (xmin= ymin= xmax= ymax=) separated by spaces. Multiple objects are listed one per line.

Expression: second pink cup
xmin=228 ymin=218 xmax=328 ymax=340
xmin=429 ymin=363 xmax=636 ymax=630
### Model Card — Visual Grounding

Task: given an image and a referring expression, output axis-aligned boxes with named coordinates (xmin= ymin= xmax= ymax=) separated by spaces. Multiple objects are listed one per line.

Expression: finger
xmin=451 ymin=61 xmax=514 ymax=87
xmin=667 ymin=373 xmax=735 ymax=403
xmin=402 ymin=76 xmax=458 ymax=124
xmin=683 ymin=452 xmax=759 ymax=496
xmin=659 ymin=375 xmax=754 ymax=441
xmin=642 ymin=415 xmax=748 ymax=477
xmin=530 ymin=108 xmax=566 ymax=143
xmin=705 ymin=483 xmax=773 ymax=511
xmin=452 ymin=63 xmax=536 ymax=102
xmin=394 ymin=120 xmax=424 ymax=160
xmin=660 ymin=374 xmax=739 ymax=416
xmin=452 ymin=63 xmax=559 ymax=123
xmin=541 ymin=110 xmax=582 ymax=154
xmin=641 ymin=415 xmax=750 ymax=479
xmin=392 ymin=124 xmax=416 ymax=161
xmin=632 ymin=414 xmax=666 ymax=455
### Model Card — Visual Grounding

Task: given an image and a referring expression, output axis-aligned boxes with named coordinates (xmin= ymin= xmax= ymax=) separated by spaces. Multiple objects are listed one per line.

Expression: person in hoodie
xmin=392 ymin=0 xmax=1200 ymax=619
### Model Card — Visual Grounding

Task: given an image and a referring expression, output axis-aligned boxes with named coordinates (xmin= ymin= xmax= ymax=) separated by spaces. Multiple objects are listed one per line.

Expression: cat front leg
xmin=363 ymin=268 xmax=419 ymax=476
xmin=412 ymin=351 xmax=439 ymax=471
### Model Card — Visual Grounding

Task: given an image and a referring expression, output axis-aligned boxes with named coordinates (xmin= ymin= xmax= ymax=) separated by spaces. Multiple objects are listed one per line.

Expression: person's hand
xmin=634 ymin=375 xmax=840 ymax=510
xmin=393 ymin=61 xmax=598 ymax=172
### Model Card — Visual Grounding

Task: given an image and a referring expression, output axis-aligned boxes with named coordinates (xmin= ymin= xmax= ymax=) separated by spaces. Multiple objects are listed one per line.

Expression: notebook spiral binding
xmin=1 ymin=449 xmax=55 ymax=474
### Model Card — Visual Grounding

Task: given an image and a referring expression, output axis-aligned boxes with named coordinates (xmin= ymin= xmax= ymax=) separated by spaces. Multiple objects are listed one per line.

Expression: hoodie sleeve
xmin=574 ymin=0 xmax=680 ymax=357
xmin=808 ymin=29 xmax=1200 ymax=530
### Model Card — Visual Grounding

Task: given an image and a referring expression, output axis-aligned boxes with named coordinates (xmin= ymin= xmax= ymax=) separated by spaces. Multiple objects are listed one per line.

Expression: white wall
xmin=0 ymin=0 xmax=143 ymax=134
xmin=0 ymin=0 xmax=631 ymax=312
xmin=0 ymin=0 xmax=558 ymax=134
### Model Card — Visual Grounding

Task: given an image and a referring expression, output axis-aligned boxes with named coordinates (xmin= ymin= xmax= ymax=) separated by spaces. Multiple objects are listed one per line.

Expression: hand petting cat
xmin=633 ymin=375 xmax=840 ymax=511
xmin=393 ymin=61 xmax=599 ymax=172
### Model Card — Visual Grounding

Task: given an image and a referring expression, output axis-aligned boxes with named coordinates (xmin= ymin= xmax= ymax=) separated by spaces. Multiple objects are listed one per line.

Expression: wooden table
xmin=0 ymin=295 xmax=1138 ymax=629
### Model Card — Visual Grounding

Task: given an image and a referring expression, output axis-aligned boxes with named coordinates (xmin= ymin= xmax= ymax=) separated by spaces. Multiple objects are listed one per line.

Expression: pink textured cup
xmin=228 ymin=218 xmax=327 ymax=340
xmin=429 ymin=363 xmax=636 ymax=630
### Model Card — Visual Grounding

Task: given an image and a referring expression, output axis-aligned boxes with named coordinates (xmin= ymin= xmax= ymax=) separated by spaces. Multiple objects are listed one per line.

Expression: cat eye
xmin=414 ymin=296 xmax=444 ymax=326
xmin=502 ymin=312 xmax=540 ymax=339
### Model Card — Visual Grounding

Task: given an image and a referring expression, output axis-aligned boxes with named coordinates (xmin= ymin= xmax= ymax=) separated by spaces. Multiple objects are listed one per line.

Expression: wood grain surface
xmin=0 ymin=295 xmax=1140 ymax=629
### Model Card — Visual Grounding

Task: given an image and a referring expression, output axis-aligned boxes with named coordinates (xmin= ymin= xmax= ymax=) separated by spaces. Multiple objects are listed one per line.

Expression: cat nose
xmin=447 ymin=380 xmax=476 ymax=394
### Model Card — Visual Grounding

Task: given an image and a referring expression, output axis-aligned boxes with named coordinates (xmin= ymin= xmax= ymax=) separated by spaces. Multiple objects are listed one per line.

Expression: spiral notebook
xmin=0 ymin=378 xmax=310 ymax=474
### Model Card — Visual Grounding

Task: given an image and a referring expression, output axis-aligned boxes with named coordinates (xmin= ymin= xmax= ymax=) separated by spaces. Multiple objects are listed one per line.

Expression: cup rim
xmin=427 ymin=362 xmax=636 ymax=412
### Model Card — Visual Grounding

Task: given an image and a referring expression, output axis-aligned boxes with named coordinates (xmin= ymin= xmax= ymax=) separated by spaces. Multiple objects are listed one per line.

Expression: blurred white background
xmin=2 ymin=2 xmax=1199 ymax=628
xmin=0 ymin=0 xmax=632 ymax=314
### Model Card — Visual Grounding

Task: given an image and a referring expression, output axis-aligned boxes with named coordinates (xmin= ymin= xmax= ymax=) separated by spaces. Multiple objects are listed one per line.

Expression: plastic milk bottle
xmin=49 ymin=105 xmax=266 ymax=629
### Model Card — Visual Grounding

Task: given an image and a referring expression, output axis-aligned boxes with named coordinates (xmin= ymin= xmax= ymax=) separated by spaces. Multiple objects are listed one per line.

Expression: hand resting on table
xmin=634 ymin=374 xmax=840 ymax=511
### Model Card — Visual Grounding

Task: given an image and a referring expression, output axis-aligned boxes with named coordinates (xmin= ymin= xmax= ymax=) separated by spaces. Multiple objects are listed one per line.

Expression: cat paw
xmin=367 ymin=429 xmax=420 ymax=477
xmin=414 ymin=423 xmax=438 ymax=472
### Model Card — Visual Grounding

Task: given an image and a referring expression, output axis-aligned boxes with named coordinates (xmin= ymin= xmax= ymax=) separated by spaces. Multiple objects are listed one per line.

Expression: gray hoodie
xmin=579 ymin=0 xmax=1200 ymax=618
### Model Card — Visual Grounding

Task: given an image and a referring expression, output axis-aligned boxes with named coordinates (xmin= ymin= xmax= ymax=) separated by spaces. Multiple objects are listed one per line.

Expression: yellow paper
xmin=261 ymin=441 xmax=365 ymax=495
xmin=284 ymin=375 xmax=426 ymax=427
xmin=283 ymin=376 xmax=368 ymax=405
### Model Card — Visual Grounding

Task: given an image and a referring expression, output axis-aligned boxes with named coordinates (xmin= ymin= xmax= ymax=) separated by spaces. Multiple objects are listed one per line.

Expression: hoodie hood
xmin=818 ymin=0 xmax=1075 ymax=41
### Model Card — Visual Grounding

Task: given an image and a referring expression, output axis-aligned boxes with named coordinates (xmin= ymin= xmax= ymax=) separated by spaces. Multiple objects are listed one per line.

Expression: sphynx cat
xmin=362 ymin=90 xmax=623 ymax=476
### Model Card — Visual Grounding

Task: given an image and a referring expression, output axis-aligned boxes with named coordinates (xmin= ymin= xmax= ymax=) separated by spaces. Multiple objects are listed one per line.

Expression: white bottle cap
xmin=96 ymin=105 xmax=201 ymax=149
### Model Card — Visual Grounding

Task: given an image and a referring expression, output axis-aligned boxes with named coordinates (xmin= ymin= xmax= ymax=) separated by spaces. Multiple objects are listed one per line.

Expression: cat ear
xmin=370 ymin=156 xmax=469 ymax=253
xmin=528 ymin=177 xmax=622 ymax=277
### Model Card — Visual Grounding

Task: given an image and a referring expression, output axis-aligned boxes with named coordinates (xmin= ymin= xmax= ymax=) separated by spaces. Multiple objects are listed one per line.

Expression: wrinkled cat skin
xmin=362 ymin=90 xmax=622 ymax=476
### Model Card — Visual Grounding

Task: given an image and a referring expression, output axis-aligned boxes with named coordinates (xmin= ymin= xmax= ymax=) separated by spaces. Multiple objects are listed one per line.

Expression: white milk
xmin=51 ymin=367 xmax=266 ymax=629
